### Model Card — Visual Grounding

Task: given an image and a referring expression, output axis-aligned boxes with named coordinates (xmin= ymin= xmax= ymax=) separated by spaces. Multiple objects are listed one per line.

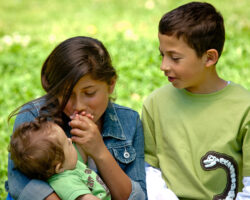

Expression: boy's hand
xmin=69 ymin=113 xmax=107 ymax=159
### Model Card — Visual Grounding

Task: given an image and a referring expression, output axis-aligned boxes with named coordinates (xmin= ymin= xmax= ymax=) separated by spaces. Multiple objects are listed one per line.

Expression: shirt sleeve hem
xmin=18 ymin=179 xmax=53 ymax=200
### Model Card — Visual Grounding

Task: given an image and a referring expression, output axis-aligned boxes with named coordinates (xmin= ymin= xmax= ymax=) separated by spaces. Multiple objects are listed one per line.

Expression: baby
xmin=9 ymin=117 xmax=110 ymax=200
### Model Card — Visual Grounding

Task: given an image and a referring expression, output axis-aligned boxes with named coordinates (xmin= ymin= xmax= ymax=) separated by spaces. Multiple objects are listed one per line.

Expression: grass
xmin=0 ymin=0 xmax=249 ymax=198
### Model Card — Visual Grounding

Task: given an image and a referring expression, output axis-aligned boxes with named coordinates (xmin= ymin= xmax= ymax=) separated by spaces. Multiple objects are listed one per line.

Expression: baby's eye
xmin=159 ymin=52 xmax=164 ymax=57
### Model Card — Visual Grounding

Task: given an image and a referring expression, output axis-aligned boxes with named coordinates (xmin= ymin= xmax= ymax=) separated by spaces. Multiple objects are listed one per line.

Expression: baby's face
xmin=54 ymin=124 xmax=78 ymax=171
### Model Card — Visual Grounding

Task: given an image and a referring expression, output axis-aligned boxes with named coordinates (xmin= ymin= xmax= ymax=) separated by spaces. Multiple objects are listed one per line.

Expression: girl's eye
xmin=85 ymin=91 xmax=96 ymax=96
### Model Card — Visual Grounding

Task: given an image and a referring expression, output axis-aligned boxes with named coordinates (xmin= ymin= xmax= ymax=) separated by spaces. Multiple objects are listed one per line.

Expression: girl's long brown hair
xmin=9 ymin=36 xmax=117 ymax=126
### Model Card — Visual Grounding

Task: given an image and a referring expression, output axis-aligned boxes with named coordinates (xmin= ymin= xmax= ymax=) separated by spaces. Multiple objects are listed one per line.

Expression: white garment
xmin=236 ymin=177 xmax=250 ymax=199
xmin=145 ymin=163 xmax=179 ymax=200
xmin=146 ymin=162 xmax=250 ymax=200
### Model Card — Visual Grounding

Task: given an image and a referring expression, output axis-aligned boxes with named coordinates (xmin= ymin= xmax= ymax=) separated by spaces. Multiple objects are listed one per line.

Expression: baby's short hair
xmin=159 ymin=2 xmax=225 ymax=58
xmin=9 ymin=119 xmax=65 ymax=180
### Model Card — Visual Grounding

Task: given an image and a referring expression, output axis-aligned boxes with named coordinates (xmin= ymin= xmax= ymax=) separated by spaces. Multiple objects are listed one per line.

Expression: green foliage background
xmin=0 ymin=0 xmax=249 ymax=198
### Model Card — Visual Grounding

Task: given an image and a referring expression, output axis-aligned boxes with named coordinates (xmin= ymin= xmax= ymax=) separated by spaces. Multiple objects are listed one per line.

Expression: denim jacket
xmin=6 ymin=99 xmax=147 ymax=200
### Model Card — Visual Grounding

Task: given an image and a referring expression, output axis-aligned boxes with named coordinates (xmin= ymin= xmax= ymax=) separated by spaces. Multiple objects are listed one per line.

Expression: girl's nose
xmin=73 ymin=98 xmax=87 ymax=113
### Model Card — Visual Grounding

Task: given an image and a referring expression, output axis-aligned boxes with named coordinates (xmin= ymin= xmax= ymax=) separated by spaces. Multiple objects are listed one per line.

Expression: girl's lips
xmin=168 ymin=77 xmax=176 ymax=82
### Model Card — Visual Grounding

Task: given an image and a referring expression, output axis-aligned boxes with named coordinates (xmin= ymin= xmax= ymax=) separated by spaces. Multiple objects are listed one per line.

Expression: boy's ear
xmin=55 ymin=163 xmax=64 ymax=174
xmin=108 ymin=77 xmax=116 ymax=94
xmin=205 ymin=49 xmax=219 ymax=67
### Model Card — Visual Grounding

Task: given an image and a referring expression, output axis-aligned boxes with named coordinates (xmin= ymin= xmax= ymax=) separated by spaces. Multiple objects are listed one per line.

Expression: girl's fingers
xmin=86 ymin=113 xmax=94 ymax=120
xmin=77 ymin=113 xmax=94 ymax=121
xmin=69 ymin=117 xmax=90 ymax=129
xmin=70 ymin=112 xmax=94 ymax=121
xmin=70 ymin=128 xmax=86 ymax=137
xmin=69 ymin=111 xmax=78 ymax=119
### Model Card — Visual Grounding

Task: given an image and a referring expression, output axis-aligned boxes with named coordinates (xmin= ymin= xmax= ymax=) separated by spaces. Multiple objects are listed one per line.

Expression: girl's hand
xmin=76 ymin=194 xmax=101 ymax=200
xmin=69 ymin=114 xmax=107 ymax=159
xmin=45 ymin=192 xmax=61 ymax=200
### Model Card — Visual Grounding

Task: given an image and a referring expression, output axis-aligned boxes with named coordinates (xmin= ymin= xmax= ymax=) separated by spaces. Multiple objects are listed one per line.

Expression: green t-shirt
xmin=48 ymin=161 xmax=111 ymax=200
xmin=142 ymin=83 xmax=250 ymax=200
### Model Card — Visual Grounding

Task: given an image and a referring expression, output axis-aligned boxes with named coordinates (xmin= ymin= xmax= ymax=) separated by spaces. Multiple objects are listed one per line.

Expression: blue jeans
xmin=6 ymin=193 xmax=13 ymax=200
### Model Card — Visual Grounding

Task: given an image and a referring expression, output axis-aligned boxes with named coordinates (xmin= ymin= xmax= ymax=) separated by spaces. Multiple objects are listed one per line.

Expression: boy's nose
xmin=160 ymin=62 xmax=171 ymax=72
xmin=160 ymin=56 xmax=171 ymax=72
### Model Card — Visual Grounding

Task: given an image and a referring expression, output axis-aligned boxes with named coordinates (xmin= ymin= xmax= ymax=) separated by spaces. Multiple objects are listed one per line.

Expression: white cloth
xmin=145 ymin=162 xmax=179 ymax=200
xmin=146 ymin=162 xmax=250 ymax=200
xmin=236 ymin=177 xmax=250 ymax=199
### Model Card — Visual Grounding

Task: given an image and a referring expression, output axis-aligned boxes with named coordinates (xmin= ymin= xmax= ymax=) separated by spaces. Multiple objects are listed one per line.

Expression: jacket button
xmin=124 ymin=151 xmax=130 ymax=158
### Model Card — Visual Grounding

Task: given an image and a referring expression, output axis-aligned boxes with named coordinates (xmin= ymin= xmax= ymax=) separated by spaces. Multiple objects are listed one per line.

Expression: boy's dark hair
xmin=159 ymin=2 xmax=225 ymax=58
xmin=9 ymin=119 xmax=65 ymax=180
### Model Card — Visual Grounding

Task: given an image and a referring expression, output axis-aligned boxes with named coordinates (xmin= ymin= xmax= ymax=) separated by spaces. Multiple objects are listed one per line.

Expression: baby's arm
xmin=76 ymin=194 xmax=101 ymax=200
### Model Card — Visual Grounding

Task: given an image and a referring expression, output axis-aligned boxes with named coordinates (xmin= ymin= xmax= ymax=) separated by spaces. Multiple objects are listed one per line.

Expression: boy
xmin=9 ymin=117 xmax=110 ymax=200
xmin=142 ymin=2 xmax=250 ymax=199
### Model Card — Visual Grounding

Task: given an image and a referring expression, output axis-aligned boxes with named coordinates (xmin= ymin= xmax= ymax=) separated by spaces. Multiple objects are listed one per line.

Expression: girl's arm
xmin=76 ymin=194 xmax=101 ymax=200
xmin=7 ymin=103 xmax=58 ymax=200
xmin=70 ymin=115 xmax=132 ymax=200
xmin=45 ymin=192 xmax=60 ymax=200
xmin=92 ymin=146 xmax=132 ymax=200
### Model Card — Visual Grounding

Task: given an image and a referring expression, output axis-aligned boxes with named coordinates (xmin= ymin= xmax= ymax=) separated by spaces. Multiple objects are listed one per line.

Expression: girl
xmin=6 ymin=36 xmax=146 ymax=200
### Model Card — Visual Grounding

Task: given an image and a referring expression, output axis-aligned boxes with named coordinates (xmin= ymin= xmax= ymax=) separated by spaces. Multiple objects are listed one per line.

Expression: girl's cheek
xmin=64 ymin=102 xmax=72 ymax=116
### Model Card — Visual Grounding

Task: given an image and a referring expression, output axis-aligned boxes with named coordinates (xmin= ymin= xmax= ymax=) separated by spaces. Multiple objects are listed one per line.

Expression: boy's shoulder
xmin=144 ymin=84 xmax=174 ymax=103
xmin=228 ymin=82 xmax=250 ymax=101
xmin=143 ymin=82 xmax=250 ymax=106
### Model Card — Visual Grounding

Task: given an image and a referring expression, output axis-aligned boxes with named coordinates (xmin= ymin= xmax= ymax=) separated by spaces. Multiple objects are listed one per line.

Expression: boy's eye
xmin=171 ymin=57 xmax=180 ymax=61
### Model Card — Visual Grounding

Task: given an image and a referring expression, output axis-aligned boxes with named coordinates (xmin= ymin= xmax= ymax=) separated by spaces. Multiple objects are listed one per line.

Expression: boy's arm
xmin=237 ymin=109 xmax=250 ymax=199
xmin=141 ymin=103 xmax=159 ymax=168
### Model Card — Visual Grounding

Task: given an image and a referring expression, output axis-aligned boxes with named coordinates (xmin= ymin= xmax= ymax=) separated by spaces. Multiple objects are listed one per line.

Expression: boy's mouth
xmin=168 ymin=77 xmax=176 ymax=82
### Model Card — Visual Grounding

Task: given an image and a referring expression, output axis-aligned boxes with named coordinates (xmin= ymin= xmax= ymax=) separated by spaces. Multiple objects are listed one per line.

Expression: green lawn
xmin=0 ymin=0 xmax=249 ymax=198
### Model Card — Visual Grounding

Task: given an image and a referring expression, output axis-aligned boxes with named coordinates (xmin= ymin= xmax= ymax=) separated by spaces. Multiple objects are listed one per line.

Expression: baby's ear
xmin=205 ymin=49 xmax=219 ymax=67
xmin=55 ymin=163 xmax=64 ymax=174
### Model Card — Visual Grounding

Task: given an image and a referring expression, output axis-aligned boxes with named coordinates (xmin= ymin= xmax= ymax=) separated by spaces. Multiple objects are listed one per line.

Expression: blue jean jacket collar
xmin=102 ymin=102 xmax=126 ymax=140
